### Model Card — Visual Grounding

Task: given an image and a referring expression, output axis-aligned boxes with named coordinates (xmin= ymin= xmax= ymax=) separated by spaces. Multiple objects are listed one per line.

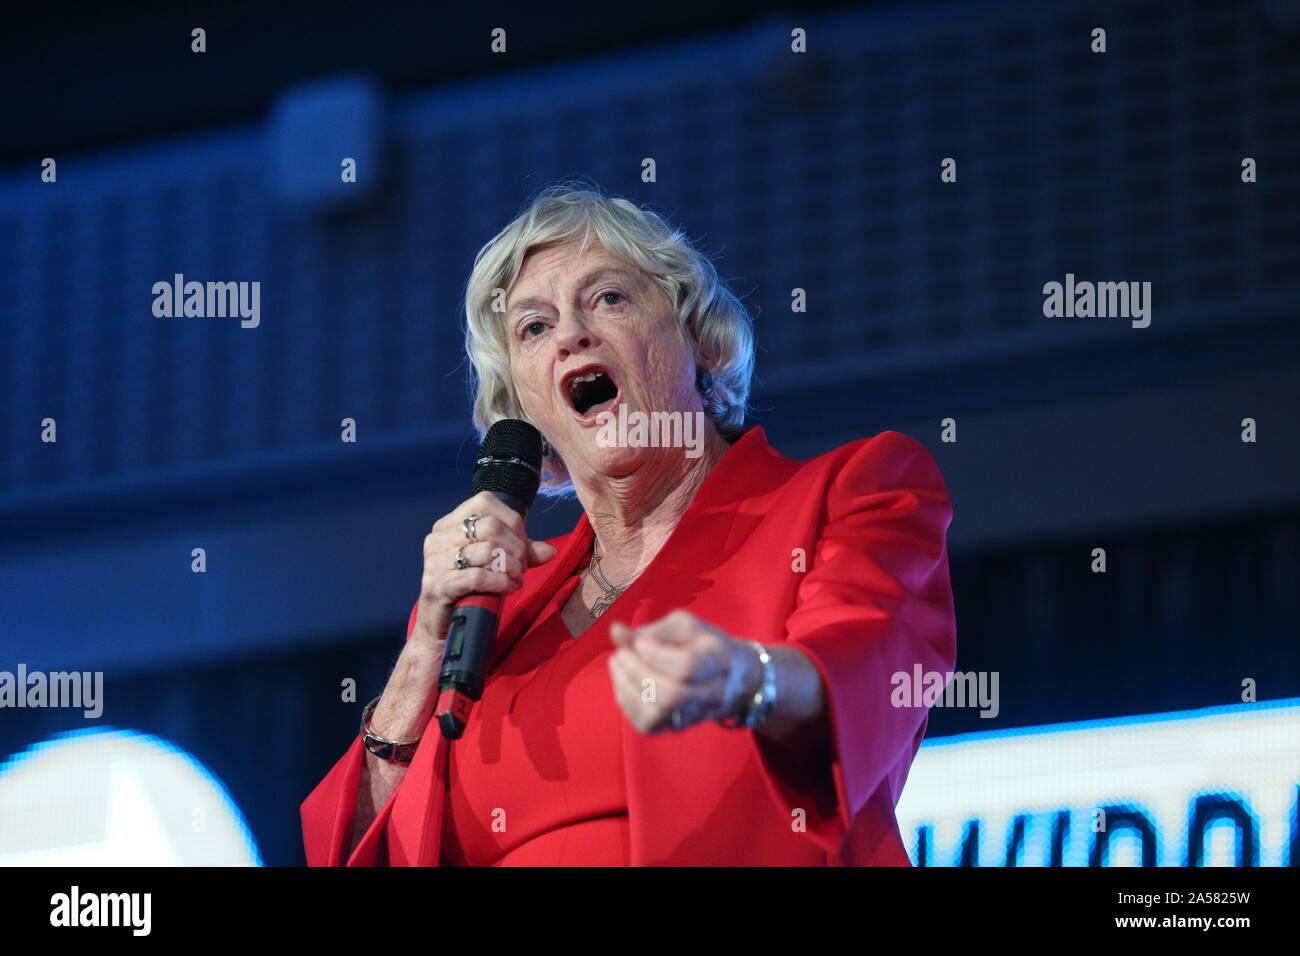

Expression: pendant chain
xmin=584 ymin=541 xmax=650 ymax=619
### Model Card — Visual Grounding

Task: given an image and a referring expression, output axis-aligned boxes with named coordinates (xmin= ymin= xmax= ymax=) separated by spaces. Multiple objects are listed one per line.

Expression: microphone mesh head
xmin=471 ymin=420 xmax=544 ymax=504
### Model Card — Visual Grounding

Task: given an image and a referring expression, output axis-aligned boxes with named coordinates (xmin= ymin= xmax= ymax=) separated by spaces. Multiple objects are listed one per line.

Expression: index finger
xmin=464 ymin=489 xmax=526 ymax=538
xmin=630 ymin=610 xmax=698 ymax=648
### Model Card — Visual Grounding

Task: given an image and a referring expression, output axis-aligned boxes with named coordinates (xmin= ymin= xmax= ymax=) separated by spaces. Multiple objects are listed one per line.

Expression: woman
xmin=300 ymin=182 xmax=957 ymax=866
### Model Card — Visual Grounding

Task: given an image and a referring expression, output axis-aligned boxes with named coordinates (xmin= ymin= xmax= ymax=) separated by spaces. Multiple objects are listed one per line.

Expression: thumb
xmin=527 ymin=539 xmax=558 ymax=566
xmin=609 ymin=620 xmax=633 ymax=646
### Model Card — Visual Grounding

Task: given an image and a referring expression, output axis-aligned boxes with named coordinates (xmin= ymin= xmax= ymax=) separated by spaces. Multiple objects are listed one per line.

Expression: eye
xmin=598 ymin=290 xmax=625 ymax=307
xmin=523 ymin=320 xmax=547 ymax=338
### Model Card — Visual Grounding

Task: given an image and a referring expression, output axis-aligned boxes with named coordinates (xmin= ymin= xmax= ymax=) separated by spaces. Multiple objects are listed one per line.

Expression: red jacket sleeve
xmin=746 ymin=431 xmax=957 ymax=859
xmin=300 ymin=600 xmax=423 ymax=866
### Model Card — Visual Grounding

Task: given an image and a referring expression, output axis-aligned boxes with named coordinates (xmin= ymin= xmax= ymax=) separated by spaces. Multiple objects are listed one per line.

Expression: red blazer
xmin=301 ymin=426 xmax=956 ymax=866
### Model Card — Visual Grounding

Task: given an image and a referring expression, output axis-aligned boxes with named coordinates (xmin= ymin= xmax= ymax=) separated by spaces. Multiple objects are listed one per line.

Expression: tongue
xmin=583 ymin=394 xmax=616 ymax=416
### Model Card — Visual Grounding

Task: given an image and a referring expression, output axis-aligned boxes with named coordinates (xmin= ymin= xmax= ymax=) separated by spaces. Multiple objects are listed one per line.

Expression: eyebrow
xmin=507 ymin=267 xmax=637 ymax=318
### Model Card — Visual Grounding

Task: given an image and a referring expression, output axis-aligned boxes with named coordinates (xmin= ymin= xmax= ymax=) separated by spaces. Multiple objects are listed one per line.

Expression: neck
xmin=572 ymin=424 xmax=732 ymax=582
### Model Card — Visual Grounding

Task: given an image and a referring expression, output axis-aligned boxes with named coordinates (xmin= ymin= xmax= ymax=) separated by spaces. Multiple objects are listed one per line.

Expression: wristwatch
xmin=360 ymin=695 xmax=422 ymax=765
xmin=716 ymin=640 xmax=778 ymax=730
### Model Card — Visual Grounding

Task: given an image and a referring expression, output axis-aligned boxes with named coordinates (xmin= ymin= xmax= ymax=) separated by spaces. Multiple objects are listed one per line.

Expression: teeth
xmin=567 ymin=370 xmax=607 ymax=394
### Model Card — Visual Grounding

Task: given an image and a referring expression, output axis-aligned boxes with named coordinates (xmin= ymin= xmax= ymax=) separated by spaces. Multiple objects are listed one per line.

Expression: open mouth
xmin=564 ymin=366 xmax=620 ymax=418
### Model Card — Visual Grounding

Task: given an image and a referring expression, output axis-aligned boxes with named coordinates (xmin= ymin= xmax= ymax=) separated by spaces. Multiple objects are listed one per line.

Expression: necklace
xmin=584 ymin=541 xmax=650 ymax=618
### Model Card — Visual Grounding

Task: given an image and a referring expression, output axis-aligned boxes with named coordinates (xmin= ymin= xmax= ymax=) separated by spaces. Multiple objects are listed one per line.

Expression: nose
xmin=553 ymin=308 xmax=599 ymax=357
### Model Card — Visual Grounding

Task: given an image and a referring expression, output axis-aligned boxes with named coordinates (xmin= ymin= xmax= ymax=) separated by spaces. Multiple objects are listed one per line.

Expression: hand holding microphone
xmin=427 ymin=420 xmax=552 ymax=738
xmin=410 ymin=491 xmax=556 ymax=659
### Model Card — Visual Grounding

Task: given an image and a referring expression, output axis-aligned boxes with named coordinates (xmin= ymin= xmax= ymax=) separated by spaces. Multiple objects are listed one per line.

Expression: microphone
xmin=435 ymin=419 xmax=544 ymax=739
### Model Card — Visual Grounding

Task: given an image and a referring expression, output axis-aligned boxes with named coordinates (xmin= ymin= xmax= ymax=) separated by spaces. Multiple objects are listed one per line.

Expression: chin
xmin=570 ymin=434 xmax=649 ymax=480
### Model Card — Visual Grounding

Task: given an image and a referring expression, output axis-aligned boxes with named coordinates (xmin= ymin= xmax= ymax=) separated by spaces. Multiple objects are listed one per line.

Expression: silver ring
xmin=463 ymin=513 xmax=481 ymax=541
xmin=453 ymin=545 xmax=469 ymax=570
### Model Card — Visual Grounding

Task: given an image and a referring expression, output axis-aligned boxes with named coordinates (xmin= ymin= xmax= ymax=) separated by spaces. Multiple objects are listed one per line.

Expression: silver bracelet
xmin=717 ymin=640 xmax=778 ymax=730
xmin=360 ymin=695 xmax=422 ymax=765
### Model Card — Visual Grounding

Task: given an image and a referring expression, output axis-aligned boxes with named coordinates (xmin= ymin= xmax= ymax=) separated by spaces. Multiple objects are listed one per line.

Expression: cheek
xmin=525 ymin=382 xmax=558 ymax=420
xmin=637 ymin=333 xmax=690 ymax=384
xmin=507 ymin=367 xmax=546 ymax=421
xmin=510 ymin=353 xmax=545 ymax=400
xmin=648 ymin=345 xmax=694 ymax=398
